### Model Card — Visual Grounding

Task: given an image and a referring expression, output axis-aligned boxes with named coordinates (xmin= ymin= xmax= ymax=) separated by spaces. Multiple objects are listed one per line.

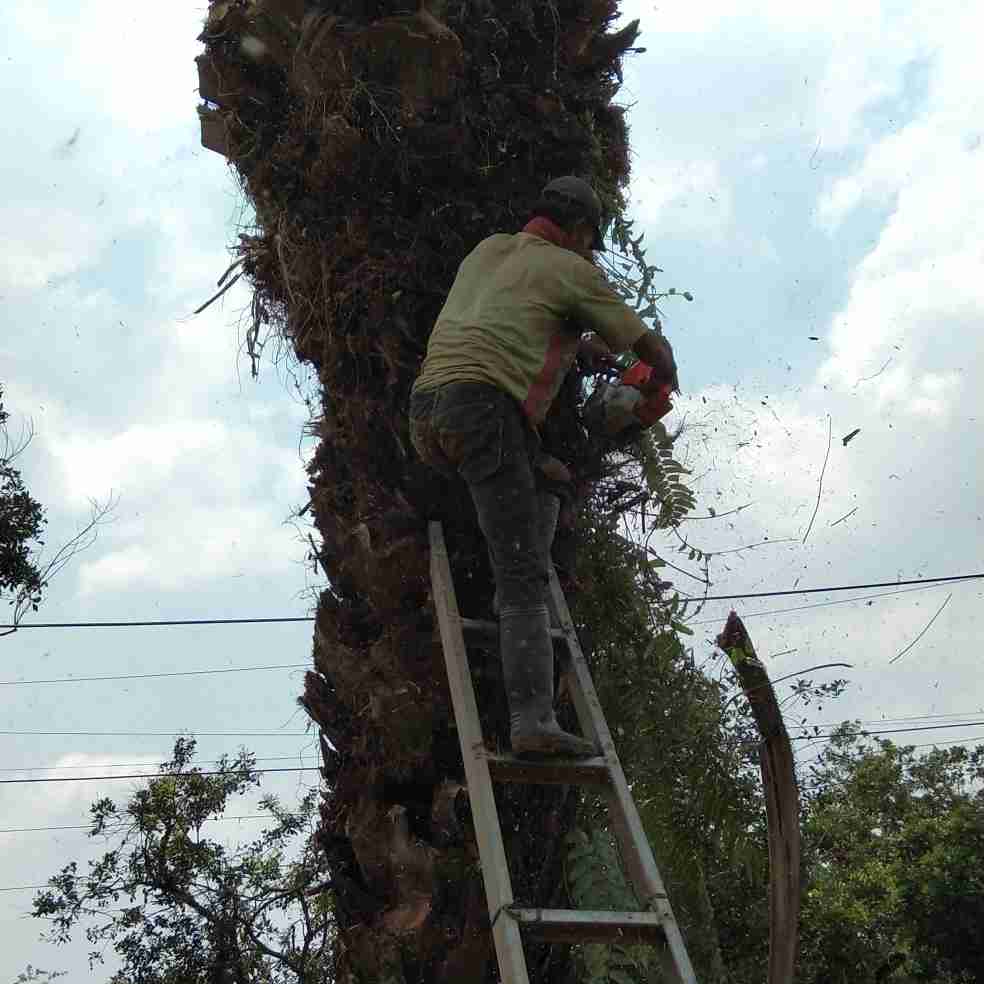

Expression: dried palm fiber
xmin=196 ymin=0 xmax=640 ymax=979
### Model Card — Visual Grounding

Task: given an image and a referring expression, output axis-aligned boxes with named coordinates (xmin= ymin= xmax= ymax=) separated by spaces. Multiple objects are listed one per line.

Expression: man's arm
xmin=568 ymin=261 xmax=678 ymax=390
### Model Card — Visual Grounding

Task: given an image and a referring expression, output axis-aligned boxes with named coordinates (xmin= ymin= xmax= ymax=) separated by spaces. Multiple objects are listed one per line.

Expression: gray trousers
xmin=409 ymin=382 xmax=560 ymax=611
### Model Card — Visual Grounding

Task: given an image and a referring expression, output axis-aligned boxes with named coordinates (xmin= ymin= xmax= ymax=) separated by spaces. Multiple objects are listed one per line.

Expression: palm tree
xmin=196 ymin=0 xmax=649 ymax=978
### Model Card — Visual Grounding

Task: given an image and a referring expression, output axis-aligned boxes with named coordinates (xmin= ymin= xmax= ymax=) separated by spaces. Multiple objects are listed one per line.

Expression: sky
xmin=1 ymin=0 xmax=982 ymax=978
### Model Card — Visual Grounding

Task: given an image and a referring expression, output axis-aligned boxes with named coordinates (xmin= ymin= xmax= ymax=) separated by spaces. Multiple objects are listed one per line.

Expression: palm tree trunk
xmin=196 ymin=1 xmax=639 ymax=978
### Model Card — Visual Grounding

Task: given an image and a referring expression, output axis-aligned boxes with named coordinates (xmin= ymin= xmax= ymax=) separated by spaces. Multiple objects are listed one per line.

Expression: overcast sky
xmin=2 ymin=0 xmax=982 ymax=977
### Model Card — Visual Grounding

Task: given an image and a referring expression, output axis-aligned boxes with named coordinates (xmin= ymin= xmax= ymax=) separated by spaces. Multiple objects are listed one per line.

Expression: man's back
xmin=412 ymin=232 xmax=644 ymax=427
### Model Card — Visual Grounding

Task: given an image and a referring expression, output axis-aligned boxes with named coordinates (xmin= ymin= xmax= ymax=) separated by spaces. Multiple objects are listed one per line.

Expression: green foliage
xmin=12 ymin=968 xmax=66 ymax=984
xmin=799 ymin=729 xmax=984 ymax=983
xmin=639 ymin=434 xmax=696 ymax=531
xmin=569 ymin=513 xmax=770 ymax=982
xmin=32 ymin=738 xmax=332 ymax=984
xmin=0 ymin=386 xmax=47 ymax=614
xmin=564 ymin=828 xmax=655 ymax=984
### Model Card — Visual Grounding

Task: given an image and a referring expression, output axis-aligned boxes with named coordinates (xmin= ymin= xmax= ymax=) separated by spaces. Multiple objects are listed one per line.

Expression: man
xmin=409 ymin=176 xmax=678 ymax=759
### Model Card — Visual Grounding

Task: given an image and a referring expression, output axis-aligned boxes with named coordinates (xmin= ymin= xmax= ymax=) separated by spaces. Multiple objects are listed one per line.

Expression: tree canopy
xmin=33 ymin=739 xmax=332 ymax=984
xmin=0 ymin=385 xmax=47 ymax=616
xmin=798 ymin=728 xmax=984 ymax=983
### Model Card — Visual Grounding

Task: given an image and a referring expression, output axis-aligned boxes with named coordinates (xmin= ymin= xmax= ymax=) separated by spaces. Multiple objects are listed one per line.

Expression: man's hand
xmin=578 ymin=333 xmax=617 ymax=373
xmin=632 ymin=331 xmax=679 ymax=393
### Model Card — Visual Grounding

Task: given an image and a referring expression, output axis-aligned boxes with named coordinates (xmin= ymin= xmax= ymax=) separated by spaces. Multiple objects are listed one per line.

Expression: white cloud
xmin=11 ymin=0 xmax=206 ymax=134
xmin=0 ymin=205 xmax=113 ymax=291
xmin=77 ymin=502 xmax=302 ymax=595
xmin=814 ymin=8 xmax=984 ymax=419
xmin=629 ymin=158 xmax=734 ymax=241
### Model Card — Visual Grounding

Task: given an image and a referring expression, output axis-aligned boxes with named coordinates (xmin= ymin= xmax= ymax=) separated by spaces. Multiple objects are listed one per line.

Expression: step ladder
xmin=428 ymin=521 xmax=698 ymax=984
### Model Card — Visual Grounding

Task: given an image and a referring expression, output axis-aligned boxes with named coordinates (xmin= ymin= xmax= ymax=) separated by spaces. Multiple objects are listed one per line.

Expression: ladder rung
xmin=510 ymin=908 xmax=668 ymax=944
xmin=460 ymin=618 xmax=566 ymax=644
xmin=486 ymin=753 xmax=611 ymax=786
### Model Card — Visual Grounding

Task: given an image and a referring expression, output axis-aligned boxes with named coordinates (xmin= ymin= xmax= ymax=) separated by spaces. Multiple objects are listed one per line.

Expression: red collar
xmin=522 ymin=216 xmax=572 ymax=250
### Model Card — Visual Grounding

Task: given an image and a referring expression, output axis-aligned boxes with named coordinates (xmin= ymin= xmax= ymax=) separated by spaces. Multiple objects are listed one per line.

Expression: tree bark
xmin=717 ymin=612 xmax=801 ymax=984
xmin=196 ymin=0 xmax=639 ymax=979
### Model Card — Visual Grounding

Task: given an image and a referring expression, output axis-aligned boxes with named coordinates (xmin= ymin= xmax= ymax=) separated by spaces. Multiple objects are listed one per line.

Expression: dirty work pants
xmin=408 ymin=382 xmax=557 ymax=612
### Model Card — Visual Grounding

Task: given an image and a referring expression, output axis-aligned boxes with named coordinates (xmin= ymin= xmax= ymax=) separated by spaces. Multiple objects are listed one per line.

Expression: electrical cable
xmin=678 ymin=571 xmax=983 ymax=603
xmin=0 ymin=730 xmax=308 ymax=737
xmin=0 ymin=766 xmax=319 ymax=785
xmin=0 ymin=754 xmax=317 ymax=775
xmin=789 ymin=719 xmax=984 ymax=741
xmin=1 ymin=616 xmax=314 ymax=629
xmin=2 ymin=571 xmax=982 ymax=629
xmin=0 ymin=663 xmax=308 ymax=686
xmin=690 ymin=581 xmax=955 ymax=625
xmin=0 ymin=813 xmax=303 ymax=834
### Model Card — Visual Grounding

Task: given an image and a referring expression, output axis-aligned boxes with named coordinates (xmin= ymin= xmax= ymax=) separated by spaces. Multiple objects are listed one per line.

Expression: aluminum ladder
xmin=428 ymin=521 xmax=698 ymax=984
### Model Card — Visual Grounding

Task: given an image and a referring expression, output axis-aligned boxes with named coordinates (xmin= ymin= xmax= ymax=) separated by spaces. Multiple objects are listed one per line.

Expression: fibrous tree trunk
xmin=717 ymin=612 xmax=801 ymax=984
xmin=195 ymin=1 xmax=640 ymax=979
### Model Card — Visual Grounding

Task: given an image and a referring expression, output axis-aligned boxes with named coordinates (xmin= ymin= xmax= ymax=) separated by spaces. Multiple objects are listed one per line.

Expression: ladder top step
xmin=509 ymin=907 xmax=668 ymax=944
xmin=460 ymin=617 xmax=566 ymax=643
xmin=486 ymin=753 xmax=611 ymax=786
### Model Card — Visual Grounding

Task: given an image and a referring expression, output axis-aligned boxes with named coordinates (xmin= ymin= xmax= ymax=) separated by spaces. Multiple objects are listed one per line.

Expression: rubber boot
xmin=492 ymin=492 xmax=561 ymax=619
xmin=500 ymin=604 xmax=596 ymax=758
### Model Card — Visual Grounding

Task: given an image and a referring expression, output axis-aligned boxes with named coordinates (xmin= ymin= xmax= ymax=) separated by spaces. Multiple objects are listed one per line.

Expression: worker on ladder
xmin=409 ymin=176 xmax=679 ymax=759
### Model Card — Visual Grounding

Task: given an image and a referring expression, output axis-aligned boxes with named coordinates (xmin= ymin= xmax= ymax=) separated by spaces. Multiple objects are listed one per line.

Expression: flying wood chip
xmin=842 ymin=428 xmax=861 ymax=446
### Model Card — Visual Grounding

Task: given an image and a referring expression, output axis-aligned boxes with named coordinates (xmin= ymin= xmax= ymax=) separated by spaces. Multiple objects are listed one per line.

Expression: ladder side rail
xmin=429 ymin=522 xmax=530 ymax=984
xmin=547 ymin=564 xmax=699 ymax=984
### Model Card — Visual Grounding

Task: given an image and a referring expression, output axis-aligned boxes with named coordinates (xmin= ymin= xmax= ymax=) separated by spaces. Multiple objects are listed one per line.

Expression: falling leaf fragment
xmin=842 ymin=428 xmax=861 ymax=446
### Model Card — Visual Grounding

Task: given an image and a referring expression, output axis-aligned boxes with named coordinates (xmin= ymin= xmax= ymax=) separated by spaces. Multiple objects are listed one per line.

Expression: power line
xmin=808 ymin=709 xmax=984 ymax=730
xmin=1 ymin=616 xmax=313 ymax=630
xmin=0 ymin=730 xmax=308 ymax=737
xmin=0 ymin=754 xmax=317 ymax=775
xmin=790 ymin=720 xmax=984 ymax=741
xmin=0 ymin=615 xmax=314 ymax=629
xmin=691 ymin=581 xmax=954 ymax=625
xmin=3 ymin=571 xmax=982 ymax=630
xmin=679 ymin=571 xmax=983 ymax=604
xmin=0 ymin=766 xmax=320 ymax=786
xmin=0 ymin=813 xmax=303 ymax=834
xmin=0 ymin=663 xmax=307 ymax=687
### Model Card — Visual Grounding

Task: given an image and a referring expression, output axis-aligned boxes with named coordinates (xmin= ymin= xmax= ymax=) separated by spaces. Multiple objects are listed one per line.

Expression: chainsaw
xmin=583 ymin=360 xmax=674 ymax=439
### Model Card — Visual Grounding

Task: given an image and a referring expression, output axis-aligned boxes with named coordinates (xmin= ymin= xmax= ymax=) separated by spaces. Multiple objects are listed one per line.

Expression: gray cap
xmin=542 ymin=175 xmax=607 ymax=250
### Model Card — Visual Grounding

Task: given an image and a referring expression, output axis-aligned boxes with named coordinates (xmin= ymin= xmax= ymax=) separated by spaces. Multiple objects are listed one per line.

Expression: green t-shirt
xmin=411 ymin=232 xmax=648 ymax=428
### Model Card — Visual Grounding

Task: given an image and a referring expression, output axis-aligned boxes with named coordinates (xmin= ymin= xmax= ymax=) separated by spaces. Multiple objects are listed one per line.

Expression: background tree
xmin=797 ymin=728 xmax=984 ymax=983
xmin=32 ymin=738 xmax=332 ymax=984
xmin=1 ymin=385 xmax=114 ymax=634
xmin=12 ymin=968 xmax=66 ymax=984
xmin=0 ymin=385 xmax=47 ymax=622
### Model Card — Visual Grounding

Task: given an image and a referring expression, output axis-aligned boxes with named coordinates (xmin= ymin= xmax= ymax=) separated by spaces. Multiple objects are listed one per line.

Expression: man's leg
xmin=435 ymin=391 xmax=595 ymax=758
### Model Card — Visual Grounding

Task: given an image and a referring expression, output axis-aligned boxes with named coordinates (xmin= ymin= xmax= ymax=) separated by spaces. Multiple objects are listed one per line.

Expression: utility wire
xmin=812 ymin=709 xmax=984 ymax=728
xmin=0 ymin=754 xmax=317 ymax=775
xmin=1 ymin=616 xmax=314 ymax=630
xmin=680 ymin=572 xmax=983 ymax=603
xmin=2 ymin=571 xmax=982 ymax=630
xmin=0 ymin=766 xmax=320 ymax=786
xmin=7 ymin=709 xmax=982 ymax=774
xmin=0 ymin=663 xmax=307 ymax=687
xmin=691 ymin=581 xmax=955 ymax=625
xmin=3 ymin=723 xmax=981 ymax=777
xmin=0 ymin=729 xmax=308 ymax=737
xmin=789 ymin=720 xmax=984 ymax=741
xmin=0 ymin=813 xmax=303 ymax=834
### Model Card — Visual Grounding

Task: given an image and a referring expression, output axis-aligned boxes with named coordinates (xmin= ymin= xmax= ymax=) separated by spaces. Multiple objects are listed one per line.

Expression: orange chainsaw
xmin=584 ymin=361 xmax=674 ymax=437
